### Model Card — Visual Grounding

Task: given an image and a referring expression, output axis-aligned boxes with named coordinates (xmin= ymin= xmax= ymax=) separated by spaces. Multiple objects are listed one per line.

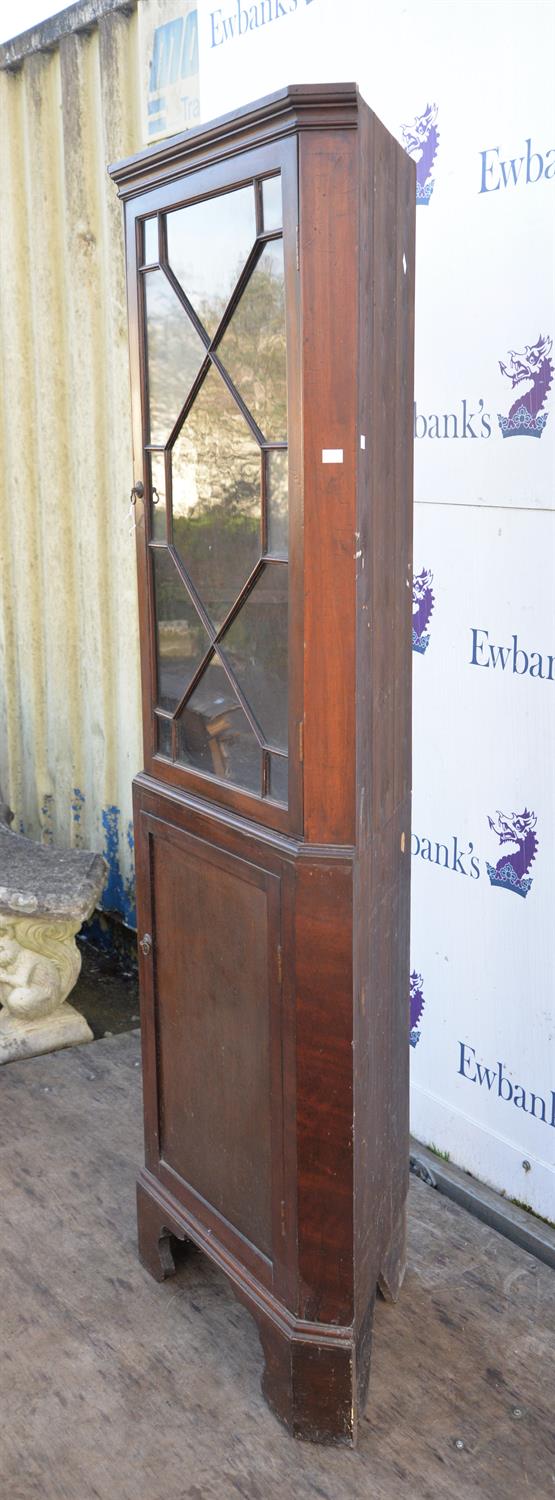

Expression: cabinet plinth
xmin=110 ymin=81 xmax=415 ymax=1445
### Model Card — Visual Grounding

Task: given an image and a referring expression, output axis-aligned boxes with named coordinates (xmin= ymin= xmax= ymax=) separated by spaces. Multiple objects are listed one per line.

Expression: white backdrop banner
xmin=411 ymin=503 xmax=554 ymax=1216
xmin=191 ymin=0 xmax=555 ymax=1217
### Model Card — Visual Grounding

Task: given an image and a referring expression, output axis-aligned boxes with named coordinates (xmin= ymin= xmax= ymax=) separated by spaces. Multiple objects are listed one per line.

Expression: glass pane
xmin=152 ymin=548 xmax=210 ymax=711
xmin=172 ymin=365 xmax=261 ymax=630
xmin=156 ymin=717 xmax=173 ymax=757
xmin=143 ymin=218 xmax=158 ymax=264
xmin=268 ymin=753 xmax=287 ymax=804
xmin=145 ymin=269 xmax=206 ymax=444
xmin=149 ymin=451 xmax=166 ymax=541
xmin=262 ymin=176 xmax=281 ymax=232
xmin=176 ymin=654 xmax=261 ymax=794
xmin=217 ymin=241 xmax=287 ymax=440
xmin=266 ymin=450 xmax=288 ymax=555
xmin=220 ymin=563 xmax=288 ymax=751
xmin=166 ymin=186 xmax=256 ymax=340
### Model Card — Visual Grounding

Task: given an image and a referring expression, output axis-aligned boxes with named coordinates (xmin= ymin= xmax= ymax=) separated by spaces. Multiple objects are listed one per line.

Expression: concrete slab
xmin=0 ymin=1032 xmax=553 ymax=1499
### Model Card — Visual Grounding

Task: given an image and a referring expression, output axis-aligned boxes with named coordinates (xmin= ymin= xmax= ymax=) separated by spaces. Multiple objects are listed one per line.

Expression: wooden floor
xmin=1 ymin=1032 xmax=553 ymax=1500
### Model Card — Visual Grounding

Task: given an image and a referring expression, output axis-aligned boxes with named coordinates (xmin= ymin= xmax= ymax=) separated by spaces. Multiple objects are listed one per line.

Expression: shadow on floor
xmin=72 ymin=941 xmax=140 ymax=1039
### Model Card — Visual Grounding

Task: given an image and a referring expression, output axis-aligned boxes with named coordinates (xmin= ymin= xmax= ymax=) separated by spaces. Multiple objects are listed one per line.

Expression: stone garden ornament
xmin=0 ymin=812 xmax=107 ymax=1064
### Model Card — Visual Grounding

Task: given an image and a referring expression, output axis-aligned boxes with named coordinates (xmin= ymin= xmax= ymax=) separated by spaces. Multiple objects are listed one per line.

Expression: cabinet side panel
xmin=299 ymin=130 xmax=357 ymax=845
xmin=295 ymin=858 xmax=354 ymax=1324
xmin=354 ymin=104 xmax=415 ymax=1325
xmin=151 ymin=827 xmax=274 ymax=1258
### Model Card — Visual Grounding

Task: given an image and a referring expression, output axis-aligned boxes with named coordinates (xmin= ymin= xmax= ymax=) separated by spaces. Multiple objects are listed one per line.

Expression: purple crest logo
xmin=486 ymin=809 xmax=538 ymax=898
xmin=401 ymin=103 xmax=440 ymax=205
xmin=412 ymin=568 xmax=435 ymax=654
xmin=497 ymin=333 xmax=553 ymax=438
xmin=410 ymin=971 xmax=425 ymax=1048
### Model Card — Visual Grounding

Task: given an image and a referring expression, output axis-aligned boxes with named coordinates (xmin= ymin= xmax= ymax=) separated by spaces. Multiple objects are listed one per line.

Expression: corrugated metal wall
xmin=0 ymin=2 xmax=144 ymax=924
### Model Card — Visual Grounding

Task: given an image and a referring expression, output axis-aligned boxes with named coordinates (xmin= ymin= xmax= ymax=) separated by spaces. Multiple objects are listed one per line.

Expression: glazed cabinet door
xmin=136 ymin=807 xmax=285 ymax=1288
xmin=125 ymin=139 xmax=302 ymax=837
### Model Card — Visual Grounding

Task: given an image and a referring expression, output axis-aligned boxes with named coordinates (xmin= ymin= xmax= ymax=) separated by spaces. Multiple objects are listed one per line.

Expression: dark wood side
xmin=353 ymin=97 xmax=415 ymax=1386
xmin=298 ymin=128 xmax=358 ymax=846
xmin=294 ymin=855 xmax=354 ymax=1326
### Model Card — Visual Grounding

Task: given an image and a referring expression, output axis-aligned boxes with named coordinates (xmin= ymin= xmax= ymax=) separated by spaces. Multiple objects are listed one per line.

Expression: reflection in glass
xmin=266 ymin=450 xmax=288 ymax=554
xmin=145 ymin=269 xmax=206 ymax=443
xmin=149 ymin=451 xmax=167 ymax=541
xmin=176 ymin=653 xmax=261 ymax=793
xmin=152 ymin=548 xmax=210 ymax=711
xmin=220 ymin=563 xmax=288 ymax=751
xmin=156 ymin=716 xmax=173 ymax=757
xmin=217 ymin=241 xmax=287 ymax=440
xmin=143 ymin=218 xmax=158 ymax=264
xmin=172 ymin=365 xmax=261 ymax=629
xmin=268 ymin=753 xmax=288 ymax=803
xmin=262 ymin=176 xmax=281 ymax=232
xmin=166 ymin=186 xmax=256 ymax=340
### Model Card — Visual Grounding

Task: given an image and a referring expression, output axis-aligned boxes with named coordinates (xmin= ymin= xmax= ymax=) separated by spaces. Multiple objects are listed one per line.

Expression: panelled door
xmin=136 ymin=809 xmax=286 ymax=1289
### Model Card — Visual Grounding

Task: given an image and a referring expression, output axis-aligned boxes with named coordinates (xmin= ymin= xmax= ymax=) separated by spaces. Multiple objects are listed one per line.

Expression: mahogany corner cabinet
xmin=110 ymin=83 xmax=415 ymax=1446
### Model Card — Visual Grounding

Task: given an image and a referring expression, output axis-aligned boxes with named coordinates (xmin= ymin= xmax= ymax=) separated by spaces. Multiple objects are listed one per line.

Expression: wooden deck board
xmin=0 ymin=1031 xmax=553 ymax=1499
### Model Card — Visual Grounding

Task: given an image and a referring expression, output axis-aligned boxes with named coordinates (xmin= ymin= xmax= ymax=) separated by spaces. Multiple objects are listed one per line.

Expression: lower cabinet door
xmin=136 ymin=809 xmax=283 ymax=1277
